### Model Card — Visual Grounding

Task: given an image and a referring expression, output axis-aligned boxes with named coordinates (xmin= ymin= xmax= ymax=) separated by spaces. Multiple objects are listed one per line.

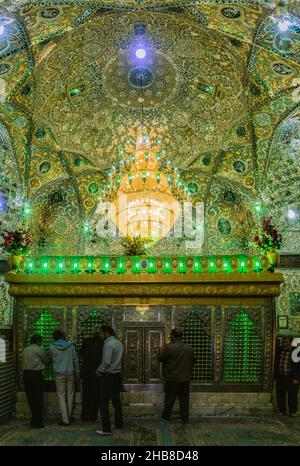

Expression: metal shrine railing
xmin=14 ymin=255 xmax=270 ymax=275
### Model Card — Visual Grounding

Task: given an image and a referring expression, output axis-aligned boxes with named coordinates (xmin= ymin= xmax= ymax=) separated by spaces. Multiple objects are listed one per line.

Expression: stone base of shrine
xmin=15 ymin=391 xmax=273 ymax=419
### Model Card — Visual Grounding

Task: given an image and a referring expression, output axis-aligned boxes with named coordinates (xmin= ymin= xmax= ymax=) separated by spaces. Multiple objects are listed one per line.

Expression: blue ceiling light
xmin=0 ymin=192 xmax=7 ymax=213
xmin=278 ymin=20 xmax=292 ymax=31
xmin=288 ymin=209 xmax=296 ymax=219
xmin=136 ymin=48 xmax=146 ymax=59
xmin=0 ymin=16 xmax=14 ymax=37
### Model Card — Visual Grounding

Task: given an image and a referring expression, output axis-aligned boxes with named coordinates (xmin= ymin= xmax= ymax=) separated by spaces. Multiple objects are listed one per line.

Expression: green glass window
xmin=30 ymin=310 xmax=59 ymax=381
xmin=182 ymin=310 xmax=212 ymax=382
xmin=223 ymin=310 xmax=262 ymax=383
xmin=77 ymin=311 xmax=107 ymax=353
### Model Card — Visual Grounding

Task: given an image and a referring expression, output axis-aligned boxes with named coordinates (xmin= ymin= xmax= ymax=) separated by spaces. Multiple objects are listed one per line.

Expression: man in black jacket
xmin=274 ymin=336 xmax=300 ymax=417
xmin=80 ymin=327 xmax=104 ymax=421
xmin=158 ymin=328 xmax=194 ymax=425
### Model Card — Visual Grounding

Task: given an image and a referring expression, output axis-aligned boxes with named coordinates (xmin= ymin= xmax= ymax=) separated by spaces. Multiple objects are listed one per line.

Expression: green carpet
xmin=1 ymin=417 xmax=300 ymax=446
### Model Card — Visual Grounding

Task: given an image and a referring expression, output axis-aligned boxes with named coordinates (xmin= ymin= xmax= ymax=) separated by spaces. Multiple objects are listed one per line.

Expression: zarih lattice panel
xmin=182 ymin=310 xmax=212 ymax=382
xmin=0 ymin=331 xmax=16 ymax=421
xmin=29 ymin=310 xmax=60 ymax=382
xmin=77 ymin=310 xmax=107 ymax=353
xmin=223 ymin=310 xmax=262 ymax=383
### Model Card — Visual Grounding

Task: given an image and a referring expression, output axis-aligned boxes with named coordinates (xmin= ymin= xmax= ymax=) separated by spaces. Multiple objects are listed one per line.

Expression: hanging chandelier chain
xmin=139 ymin=75 xmax=144 ymax=128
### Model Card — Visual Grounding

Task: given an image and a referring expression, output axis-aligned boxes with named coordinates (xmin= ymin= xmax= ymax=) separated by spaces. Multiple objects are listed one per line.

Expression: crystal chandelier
xmin=104 ymin=127 xmax=185 ymax=241
xmin=100 ymin=74 xmax=187 ymax=242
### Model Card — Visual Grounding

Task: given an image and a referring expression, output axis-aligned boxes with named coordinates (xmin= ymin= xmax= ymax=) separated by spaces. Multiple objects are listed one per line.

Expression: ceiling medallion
xmin=128 ymin=67 xmax=154 ymax=88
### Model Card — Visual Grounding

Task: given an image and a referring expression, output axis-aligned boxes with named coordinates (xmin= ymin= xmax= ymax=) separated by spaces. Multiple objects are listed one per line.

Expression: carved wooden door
xmin=123 ymin=323 xmax=164 ymax=384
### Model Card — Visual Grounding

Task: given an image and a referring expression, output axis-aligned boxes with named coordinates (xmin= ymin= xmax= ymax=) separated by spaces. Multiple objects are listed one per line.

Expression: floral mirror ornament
xmin=0 ymin=229 xmax=32 ymax=270
xmin=250 ymin=218 xmax=282 ymax=272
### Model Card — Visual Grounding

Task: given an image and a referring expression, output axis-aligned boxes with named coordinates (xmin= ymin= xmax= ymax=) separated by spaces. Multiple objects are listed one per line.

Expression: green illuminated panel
xmin=29 ymin=310 xmax=59 ymax=382
xmin=77 ymin=311 xmax=107 ymax=368
xmin=223 ymin=311 xmax=262 ymax=383
xmin=182 ymin=310 xmax=212 ymax=382
xmin=18 ymin=255 xmax=269 ymax=275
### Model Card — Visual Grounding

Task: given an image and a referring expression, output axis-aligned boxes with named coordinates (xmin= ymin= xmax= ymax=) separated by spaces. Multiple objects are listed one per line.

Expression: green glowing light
xmin=116 ymin=259 xmax=126 ymax=274
xmin=83 ymin=223 xmax=90 ymax=233
xmin=254 ymin=202 xmax=263 ymax=214
xmin=132 ymin=259 xmax=142 ymax=274
xmin=147 ymin=258 xmax=157 ymax=274
xmin=19 ymin=255 xmax=266 ymax=276
xmin=162 ymin=259 xmax=172 ymax=274
xmin=177 ymin=258 xmax=187 ymax=273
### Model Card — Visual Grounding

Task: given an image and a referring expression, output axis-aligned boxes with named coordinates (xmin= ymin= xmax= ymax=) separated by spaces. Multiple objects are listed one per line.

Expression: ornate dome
xmin=0 ymin=0 xmax=299 ymax=254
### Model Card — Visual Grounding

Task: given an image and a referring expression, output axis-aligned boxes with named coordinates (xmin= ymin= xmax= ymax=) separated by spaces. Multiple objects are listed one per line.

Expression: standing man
xmin=23 ymin=334 xmax=48 ymax=428
xmin=96 ymin=325 xmax=124 ymax=436
xmin=80 ymin=326 xmax=104 ymax=421
xmin=159 ymin=328 xmax=194 ymax=425
xmin=49 ymin=330 xmax=80 ymax=426
xmin=274 ymin=336 xmax=300 ymax=417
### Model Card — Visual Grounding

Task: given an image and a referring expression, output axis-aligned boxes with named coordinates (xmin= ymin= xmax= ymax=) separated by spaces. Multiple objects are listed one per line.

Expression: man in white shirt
xmin=23 ymin=334 xmax=48 ymax=428
xmin=96 ymin=325 xmax=124 ymax=436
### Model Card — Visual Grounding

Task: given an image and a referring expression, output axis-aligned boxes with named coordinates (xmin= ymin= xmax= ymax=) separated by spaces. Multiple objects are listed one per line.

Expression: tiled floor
xmin=1 ymin=415 xmax=300 ymax=446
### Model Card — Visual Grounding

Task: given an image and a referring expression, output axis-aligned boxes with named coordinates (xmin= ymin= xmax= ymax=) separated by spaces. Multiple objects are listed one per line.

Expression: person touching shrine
xmin=49 ymin=330 xmax=80 ymax=426
xmin=95 ymin=325 xmax=124 ymax=436
xmin=274 ymin=336 xmax=300 ymax=418
xmin=23 ymin=334 xmax=49 ymax=428
xmin=79 ymin=326 xmax=104 ymax=422
xmin=158 ymin=328 xmax=194 ymax=425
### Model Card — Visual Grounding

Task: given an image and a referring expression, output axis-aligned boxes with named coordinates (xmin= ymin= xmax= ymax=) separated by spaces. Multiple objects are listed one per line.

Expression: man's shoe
xmin=96 ymin=430 xmax=113 ymax=436
xmin=57 ymin=421 xmax=70 ymax=426
xmin=290 ymin=413 xmax=297 ymax=418
xmin=278 ymin=412 xmax=286 ymax=416
xmin=31 ymin=424 xmax=45 ymax=429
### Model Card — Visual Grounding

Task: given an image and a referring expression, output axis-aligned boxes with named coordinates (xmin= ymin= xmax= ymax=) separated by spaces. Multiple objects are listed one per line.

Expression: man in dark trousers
xmin=80 ymin=326 xmax=104 ymax=421
xmin=23 ymin=334 xmax=48 ymax=428
xmin=95 ymin=325 xmax=124 ymax=436
xmin=274 ymin=336 xmax=300 ymax=417
xmin=159 ymin=328 xmax=194 ymax=425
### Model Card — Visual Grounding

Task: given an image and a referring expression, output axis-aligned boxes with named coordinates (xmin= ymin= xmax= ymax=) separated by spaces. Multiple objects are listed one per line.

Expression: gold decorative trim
xmin=6 ymin=271 xmax=282 ymax=284
xmin=6 ymin=272 xmax=284 ymax=298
